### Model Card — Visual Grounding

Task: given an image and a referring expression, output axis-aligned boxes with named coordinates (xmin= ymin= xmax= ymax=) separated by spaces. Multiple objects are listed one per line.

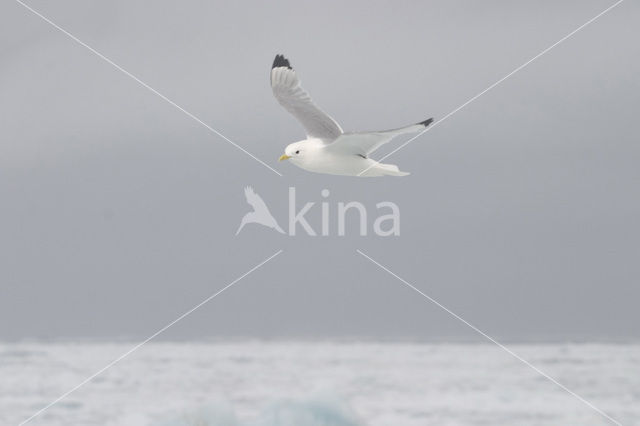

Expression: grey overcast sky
xmin=1 ymin=0 xmax=638 ymax=341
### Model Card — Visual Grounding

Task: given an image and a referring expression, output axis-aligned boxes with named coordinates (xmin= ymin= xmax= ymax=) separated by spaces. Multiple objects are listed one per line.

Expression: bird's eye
xmin=295 ymin=150 xmax=300 ymax=154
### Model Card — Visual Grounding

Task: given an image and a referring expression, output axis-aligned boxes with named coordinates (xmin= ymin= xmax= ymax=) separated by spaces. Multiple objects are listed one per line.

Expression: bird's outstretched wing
xmin=271 ymin=54 xmax=343 ymax=140
xmin=326 ymin=118 xmax=434 ymax=156
xmin=244 ymin=186 xmax=270 ymax=213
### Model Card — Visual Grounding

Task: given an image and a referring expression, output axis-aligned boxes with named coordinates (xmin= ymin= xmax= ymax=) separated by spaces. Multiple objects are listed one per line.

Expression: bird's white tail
xmin=362 ymin=162 xmax=410 ymax=177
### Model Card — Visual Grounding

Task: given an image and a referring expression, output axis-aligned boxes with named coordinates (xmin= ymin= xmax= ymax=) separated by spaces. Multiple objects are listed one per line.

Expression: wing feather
xmin=326 ymin=119 xmax=434 ymax=156
xmin=271 ymin=55 xmax=343 ymax=140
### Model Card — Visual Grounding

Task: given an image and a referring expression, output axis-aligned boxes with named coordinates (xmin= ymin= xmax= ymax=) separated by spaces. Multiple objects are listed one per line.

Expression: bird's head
xmin=279 ymin=142 xmax=306 ymax=162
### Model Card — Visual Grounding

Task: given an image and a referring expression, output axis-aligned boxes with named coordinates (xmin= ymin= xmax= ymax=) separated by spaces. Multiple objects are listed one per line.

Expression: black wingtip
xmin=419 ymin=118 xmax=434 ymax=127
xmin=272 ymin=54 xmax=292 ymax=70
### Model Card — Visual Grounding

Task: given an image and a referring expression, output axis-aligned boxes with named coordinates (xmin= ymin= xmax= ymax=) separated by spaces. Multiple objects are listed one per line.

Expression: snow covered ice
xmin=2 ymin=341 xmax=639 ymax=425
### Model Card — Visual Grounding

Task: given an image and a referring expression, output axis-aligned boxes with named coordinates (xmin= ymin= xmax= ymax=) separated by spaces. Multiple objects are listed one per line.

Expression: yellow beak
xmin=279 ymin=154 xmax=291 ymax=161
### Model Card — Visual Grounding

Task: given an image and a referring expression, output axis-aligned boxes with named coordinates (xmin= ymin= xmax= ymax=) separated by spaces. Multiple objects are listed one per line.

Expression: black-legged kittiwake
xmin=272 ymin=54 xmax=433 ymax=177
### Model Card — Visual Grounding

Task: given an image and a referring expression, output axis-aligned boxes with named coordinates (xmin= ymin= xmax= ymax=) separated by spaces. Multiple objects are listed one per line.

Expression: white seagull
xmin=236 ymin=186 xmax=284 ymax=235
xmin=272 ymin=54 xmax=433 ymax=177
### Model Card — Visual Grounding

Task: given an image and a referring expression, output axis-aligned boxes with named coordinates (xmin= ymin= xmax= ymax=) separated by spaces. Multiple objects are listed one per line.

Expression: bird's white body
xmin=284 ymin=137 xmax=412 ymax=177
xmin=271 ymin=55 xmax=433 ymax=177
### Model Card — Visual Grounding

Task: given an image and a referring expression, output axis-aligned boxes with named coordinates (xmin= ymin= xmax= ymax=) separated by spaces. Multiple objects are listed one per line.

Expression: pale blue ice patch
xmin=255 ymin=399 xmax=362 ymax=426
xmin=157 ymin=398 xmax=363 ymax=426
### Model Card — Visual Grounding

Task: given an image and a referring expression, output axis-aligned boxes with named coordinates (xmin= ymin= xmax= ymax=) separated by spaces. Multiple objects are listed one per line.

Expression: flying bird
xmin=236 ymin=186 xmax=285 ymax=235
xmin=272 ymin=54 xmax=433 ymax=177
